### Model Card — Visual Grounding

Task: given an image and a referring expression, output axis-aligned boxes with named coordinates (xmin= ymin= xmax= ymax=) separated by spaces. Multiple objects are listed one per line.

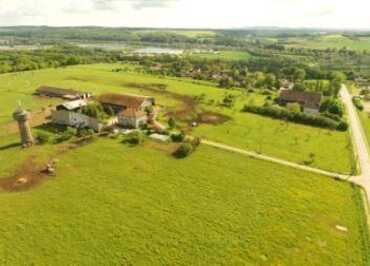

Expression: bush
xmin=36 ymin=131 xmax=51 ymax=144
xmin=320 ymin=98 xmax=344 ymax=117
xmin=242 ymin=105 xmax=346 ymax=131
xmin=287 ymin=103 xmax=301 ymax=113
xmin=322 ymin=112 xmax=342 ymax=122
xmin=171 ymin=132 xmax=185 ymax=143
xmin=337 ymin=121 xmax=349 ymax=131
xmin=173 ymin=143 xmax=193 ymax=158
xmin=191 ymin=137 xmax=201 ymax=148
xmin=352 ymin=97 xmax=364 ymax=111
xmin=77 ymin=128 xmax=95 ymax=138
xmin=55 ymin=127 xmax=76 ymax=143
xmin=122 ymin=132 xmax=143 ymax=145
xmin=168 ymin=117 xmax=176 ymax=129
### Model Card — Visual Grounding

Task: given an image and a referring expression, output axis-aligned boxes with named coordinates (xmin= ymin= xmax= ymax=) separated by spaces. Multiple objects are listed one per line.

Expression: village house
xmin=35 ymin=86 xmax=92 ymax=100
xmin=98 ymin=93 xmax=155 ymax=128
xmin=278 ymin=89 xmax=322 ymax=113
xmin=51 ymin=99 xmax=116 ymax=132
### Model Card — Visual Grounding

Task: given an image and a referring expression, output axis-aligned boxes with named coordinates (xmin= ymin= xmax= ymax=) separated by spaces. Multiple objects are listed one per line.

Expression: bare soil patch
xmin=0 ymin=156 xmax=51 ymax=192
xmin=195 ymin=111 xmax=231 ymax=125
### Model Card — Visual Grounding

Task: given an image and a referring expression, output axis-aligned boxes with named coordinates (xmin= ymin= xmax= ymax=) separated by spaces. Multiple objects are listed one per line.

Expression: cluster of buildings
xmin=36 ymin=86 xmax=155 ymax=131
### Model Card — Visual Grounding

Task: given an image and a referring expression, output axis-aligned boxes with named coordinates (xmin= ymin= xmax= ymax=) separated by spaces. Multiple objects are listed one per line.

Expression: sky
xmin=0 ymin=0 xmax=369 ymax=29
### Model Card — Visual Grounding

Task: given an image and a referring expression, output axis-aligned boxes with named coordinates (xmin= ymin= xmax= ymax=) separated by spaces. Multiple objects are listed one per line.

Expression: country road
xmin=340 ymin=86 xmax=370 ymax=203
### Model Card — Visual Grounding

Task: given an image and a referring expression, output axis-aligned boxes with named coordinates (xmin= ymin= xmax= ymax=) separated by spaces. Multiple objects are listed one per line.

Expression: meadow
xmin=283 ymin=34 xmax=370 ymax=51
xmin=0 ymin=64 xmax=354 ymax=173
xmin=190 ymin=51 xmax=251 ymax=61
xmin=0 ymin=137 xmax=368 ymax=265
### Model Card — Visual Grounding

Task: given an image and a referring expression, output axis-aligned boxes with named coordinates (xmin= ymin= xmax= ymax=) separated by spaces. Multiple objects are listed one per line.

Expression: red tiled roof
xmin=98 ymin=93 xmax=153 ymax=109
xmin=280 ymin=89 xmax=322 ymax=109
xmin=121 ymin=108 xmax=146 ymax=118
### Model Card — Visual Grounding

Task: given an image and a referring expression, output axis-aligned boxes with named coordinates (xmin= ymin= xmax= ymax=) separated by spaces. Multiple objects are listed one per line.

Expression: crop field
xmin=0 ymin=64 xmax=354 ymax=173
xmin=0 ymin=136 xmax=369 ymax=265
xmin=283 ymin=34 xmax=370 ymax=51
xmin=190 ymin=51 xmax=251 ymax=61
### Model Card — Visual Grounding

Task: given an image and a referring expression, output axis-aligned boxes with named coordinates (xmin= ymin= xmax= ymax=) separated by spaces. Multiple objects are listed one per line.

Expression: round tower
xmin=13 ymin=107 xmax=34 ymax=148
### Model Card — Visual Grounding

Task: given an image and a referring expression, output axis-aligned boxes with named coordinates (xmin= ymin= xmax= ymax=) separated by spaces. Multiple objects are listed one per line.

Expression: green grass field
xmin=190 ymin=51 xmax=251 ymax=61
xmin=358 ymin=111 xmax=370 ymax=148
xmin=0 ymin=64 xmax=354 ymax=173
xmin=0 ymin=137 xmax=368 ymax=265
xmin=194 ymin=110 xmax=354 ymax=174
xmin=284 ymin=34 xmax=370 ymax=51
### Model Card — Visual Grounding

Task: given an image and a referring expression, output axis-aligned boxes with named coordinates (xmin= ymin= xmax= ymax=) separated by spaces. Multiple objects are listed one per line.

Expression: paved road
xmin=202 ymin=140 xmax=348 ymax=180
xmin=340 ymin=86 xmax=370 ymax=203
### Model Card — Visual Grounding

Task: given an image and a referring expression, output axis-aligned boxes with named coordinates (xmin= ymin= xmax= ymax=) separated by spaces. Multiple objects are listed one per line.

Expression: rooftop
xmin=36 ymin=86 xmax=90 ymax=97
xmin=280 ymin=89 xmax=322 ymax=109
xmin=57 ymin=99 xmax=87 ymax=111
xmin=98 ymin=93 xmax=154 ymax=110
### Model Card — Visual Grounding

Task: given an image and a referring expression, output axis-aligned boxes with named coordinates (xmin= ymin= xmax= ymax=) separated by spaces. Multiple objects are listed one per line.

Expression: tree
xmin=293 ymin=68 xmax=306 ymax=82
xmin=329 ymin=71 xmax=346 ymax=96
xmin=320 ymin=98 xmax=344 ymax=117
xmin=293 ymin=83 xmax=305 ymax=91
xmin=168 ymin=117 xmax=176 ymax=129
xmin=173 ymin=143 xmax=193 ymax=158
xmin=264 ymin=73 xmax=277 ymax=89
xmin=219 ymin=77 xmax=234 ymax=89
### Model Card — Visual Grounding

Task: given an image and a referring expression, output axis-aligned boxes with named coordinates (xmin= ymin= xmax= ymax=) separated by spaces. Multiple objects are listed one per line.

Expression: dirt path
xmin=340 ymin=86 xmax=370 ymax=203
xmin=202 ymin=140 xmax=349 ymax=180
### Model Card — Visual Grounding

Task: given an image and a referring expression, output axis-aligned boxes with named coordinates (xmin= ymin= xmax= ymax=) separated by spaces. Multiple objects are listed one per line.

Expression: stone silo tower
xmin=13 ymin=107 xmax=34 ymax=147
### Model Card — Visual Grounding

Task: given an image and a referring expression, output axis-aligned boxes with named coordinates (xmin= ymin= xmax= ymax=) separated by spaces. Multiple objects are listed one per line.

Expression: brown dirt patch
xmin=0 ymin=156 xmax=52 ymax=192
xmin=195 ymin=111 xmax=231 ymax=125
xmin=120 ymin=82 xmax=231 ymax=126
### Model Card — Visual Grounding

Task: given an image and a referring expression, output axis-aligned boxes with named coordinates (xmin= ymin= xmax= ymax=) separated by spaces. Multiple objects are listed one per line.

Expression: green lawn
xmin=0 ymin=138 xmax=368 ymax=265
xmin=0 ymin=64 xmax=354 ymax=173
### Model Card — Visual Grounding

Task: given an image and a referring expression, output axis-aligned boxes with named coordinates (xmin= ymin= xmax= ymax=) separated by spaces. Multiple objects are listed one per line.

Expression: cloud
xmin=92 ymin=0 xmax=178 ymax=10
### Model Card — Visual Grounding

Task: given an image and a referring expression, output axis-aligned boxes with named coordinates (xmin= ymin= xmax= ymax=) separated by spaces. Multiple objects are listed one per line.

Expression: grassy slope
xmin=0 ymin=139 xmax=368 ymax=265
xmin=0 ymin=64 xmax=353 ymax=173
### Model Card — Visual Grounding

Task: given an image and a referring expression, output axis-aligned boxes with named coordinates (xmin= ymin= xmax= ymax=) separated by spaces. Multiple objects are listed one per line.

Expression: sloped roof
xmin=98 ymin=93 xmax=153 ymax=109
xmin=58 ymin=99 xmax=87 ymax=111
xmin=280 ymin=89 xmax=322 ymax=109
xmin=121 ymin=108 xmax=146 ymax=118
xmin=36 ymin=86 xmax=88 ymax=96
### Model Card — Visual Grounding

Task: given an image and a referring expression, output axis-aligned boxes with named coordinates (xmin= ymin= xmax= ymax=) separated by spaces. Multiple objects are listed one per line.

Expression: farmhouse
xmin=51 ymin=99 xmax=115 ymax=131
xmin=98 ymin=93 xmax=155 ymax=128
xmin=279 ymin=89 xmax=322 ymax=113
xmin=35 ymin=86 xmax=92 ymax=100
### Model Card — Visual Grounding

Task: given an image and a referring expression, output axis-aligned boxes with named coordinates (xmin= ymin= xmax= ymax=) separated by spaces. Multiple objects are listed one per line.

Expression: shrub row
xmin=352 ymin=97 xmax=364 ymax=111
xmin=173 ymin=137 xmax=201 ymax=158
xmin=242 ymin=105 xmax=348 ymax=131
